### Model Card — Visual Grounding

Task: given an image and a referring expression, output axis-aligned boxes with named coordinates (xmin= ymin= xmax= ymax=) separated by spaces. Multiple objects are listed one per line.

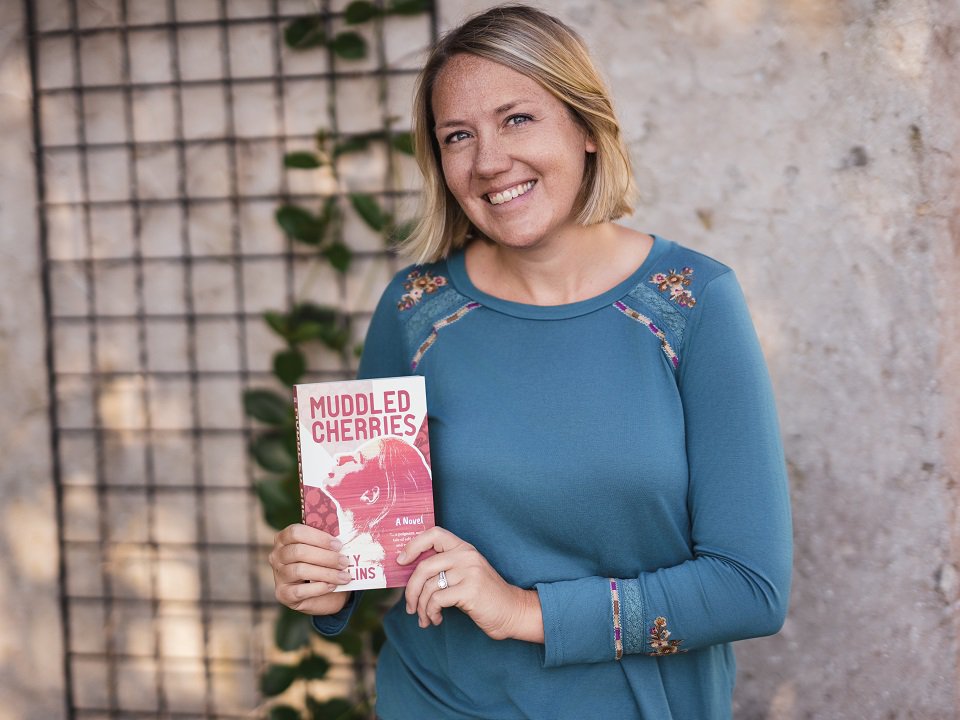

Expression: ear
xmin=585 ymin=135 xmax=597 ymax=154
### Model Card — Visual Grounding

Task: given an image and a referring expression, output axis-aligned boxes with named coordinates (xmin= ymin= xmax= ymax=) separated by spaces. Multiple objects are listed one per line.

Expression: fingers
xmin=277 ymin=582 xmax=352 ymax=616
xmin=274 ymin=523 xmax=342 ymax=552
xmin=417 ymin=569 xmax=459 ymax=627
xmin=274 ymin=574 xmax=339 ymax=608
xmin=273 ymin=542 xmax=349 ymax=571
xmin=276 ymin=560 xmax=352 ymax=586
xmin=274 ymin=562 xmax=353 ymax=609
xmin=425 ymin=584 xmax=462 ymax=626
xmin=397 ymin=526 xmax=464 ymax=564
xmin=402 ymin=549 xmax=458 ymax=620
xmin=405 ymin=551 xmax=475 ymax=627
xmin=269 ymin=523 xmax=351 ymax=612
xmin=269 ymin=523 xmax=346 ymax=574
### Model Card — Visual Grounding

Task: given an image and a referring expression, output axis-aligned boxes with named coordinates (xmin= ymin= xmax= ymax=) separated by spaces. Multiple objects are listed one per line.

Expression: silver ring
xmin=437 ymin=570 xmax=448 ymax=590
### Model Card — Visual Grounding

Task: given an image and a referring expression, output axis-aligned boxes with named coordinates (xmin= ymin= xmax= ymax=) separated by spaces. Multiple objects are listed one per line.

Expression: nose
xmin=474 ymin=134 xmax=512 ymax=177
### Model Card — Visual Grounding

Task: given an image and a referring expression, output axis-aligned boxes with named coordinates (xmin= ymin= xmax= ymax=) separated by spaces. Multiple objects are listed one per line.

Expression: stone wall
xmin=1 ymin=0 xmax=956 ymax=717
xmin=0 ymin=0 xmax=66 ymax=718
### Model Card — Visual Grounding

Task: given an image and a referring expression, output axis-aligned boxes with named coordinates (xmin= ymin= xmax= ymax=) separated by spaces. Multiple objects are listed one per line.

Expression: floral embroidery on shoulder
xmin=648 ymin=616 xmax=686 ymax=656
xmin=650 ymin=267 xmax=696 ymax=307
xmin=397 ymin=268 xmax=448 ymax=311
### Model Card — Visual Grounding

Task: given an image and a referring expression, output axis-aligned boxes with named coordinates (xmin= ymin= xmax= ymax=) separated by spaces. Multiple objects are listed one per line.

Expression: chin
xmin=479 ymin=226 xmax=552 ymax=251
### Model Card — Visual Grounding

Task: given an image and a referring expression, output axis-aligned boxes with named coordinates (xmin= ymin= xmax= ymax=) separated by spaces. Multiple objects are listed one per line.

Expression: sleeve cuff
xmin=310 ymin=591 xmax=361 ymax=636
xmin=535 ymin=577 xmax=617 ymax=668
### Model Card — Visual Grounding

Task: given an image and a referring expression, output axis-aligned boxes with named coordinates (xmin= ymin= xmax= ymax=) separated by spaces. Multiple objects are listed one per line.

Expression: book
xmin=293 ymin=376 xmax=435 ymax=591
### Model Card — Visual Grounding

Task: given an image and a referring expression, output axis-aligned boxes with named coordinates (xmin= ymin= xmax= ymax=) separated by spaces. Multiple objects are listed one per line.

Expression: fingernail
xmin=406 ymin=604 xmax=413 ymax=614
xmin=396 ymin=552 xmax=406 ymax=563
xmin=330 ymin=539 xmax=343 ymax=551
xmin=338 ymin=570 xmax=352 ymax=581
xmin=338 ymin=555 xmax=350 ymax=569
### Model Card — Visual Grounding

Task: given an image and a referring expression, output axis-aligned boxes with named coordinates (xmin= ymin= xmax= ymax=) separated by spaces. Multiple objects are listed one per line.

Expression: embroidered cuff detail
xmin=647 ymin=616 xmax=686 ymax=656
xmin=411 ymin=301 xmax=481 ymax=370
xmin=613 ymin=301 xmax=680 ymax=368
xmin=609 ymin=579 xmax=623 ymax=661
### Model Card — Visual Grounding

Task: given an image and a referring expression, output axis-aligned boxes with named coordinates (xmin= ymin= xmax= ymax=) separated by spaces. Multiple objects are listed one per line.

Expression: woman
xmin=268 ymin=5 xmax=792 ymax=718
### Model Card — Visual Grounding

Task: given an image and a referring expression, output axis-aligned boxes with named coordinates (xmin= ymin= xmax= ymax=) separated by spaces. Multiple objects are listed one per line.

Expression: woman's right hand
xmin=269 ymin=523 xmax=353 ymax=615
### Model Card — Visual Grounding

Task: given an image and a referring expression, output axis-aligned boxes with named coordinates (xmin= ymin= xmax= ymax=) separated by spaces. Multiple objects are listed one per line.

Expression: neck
xmin=470 ymin=222 xmax=627 ymax=305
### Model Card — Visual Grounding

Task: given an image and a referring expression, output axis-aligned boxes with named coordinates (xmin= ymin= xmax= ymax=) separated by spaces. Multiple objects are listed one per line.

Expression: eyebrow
xmin=434 ymin=99 xmax=530 ymax=131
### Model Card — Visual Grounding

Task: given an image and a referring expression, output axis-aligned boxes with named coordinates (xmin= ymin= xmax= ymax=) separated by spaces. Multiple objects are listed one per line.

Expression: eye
xmin=443 ymin=130 xmax=471 ymax=145
xmin=506 ymin=114 xmax=533 ymax=127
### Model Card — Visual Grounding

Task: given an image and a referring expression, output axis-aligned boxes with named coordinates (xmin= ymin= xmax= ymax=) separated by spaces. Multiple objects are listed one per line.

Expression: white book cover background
xmin=294 ymin=376 xmax=435 ymax=591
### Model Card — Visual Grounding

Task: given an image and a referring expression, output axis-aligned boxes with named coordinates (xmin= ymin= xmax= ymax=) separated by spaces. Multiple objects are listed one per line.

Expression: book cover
xmin=293 ymin=376 xmax=435 ymax=591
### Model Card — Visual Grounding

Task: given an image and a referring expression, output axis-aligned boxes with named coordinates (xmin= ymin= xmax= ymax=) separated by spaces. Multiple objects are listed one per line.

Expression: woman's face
xmin=431 ymin=53 xmax=596 ymax=253
xmin=327 ymin=449 xmax=384 ymax=524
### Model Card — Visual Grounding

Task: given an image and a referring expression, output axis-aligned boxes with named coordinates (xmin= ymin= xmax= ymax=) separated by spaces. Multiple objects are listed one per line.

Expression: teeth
xmin=488 ymin=181 xmax=535 ymax=205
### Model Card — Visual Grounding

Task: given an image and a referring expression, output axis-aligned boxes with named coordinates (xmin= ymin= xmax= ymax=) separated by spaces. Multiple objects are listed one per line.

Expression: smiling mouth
xmin=485 ymin=180 xmax=536 ymax=205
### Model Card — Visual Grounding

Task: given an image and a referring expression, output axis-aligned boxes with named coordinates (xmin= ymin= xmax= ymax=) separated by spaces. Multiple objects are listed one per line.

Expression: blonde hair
xmin=398 ymin=4 xmax=636 ymax=264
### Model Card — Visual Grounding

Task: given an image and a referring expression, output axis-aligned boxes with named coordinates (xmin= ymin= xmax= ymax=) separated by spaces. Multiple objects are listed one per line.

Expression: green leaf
xmin=266 ymin=302 xmax=344 ymax=346
xmin=255 ymin=476 xmax=301 ymax=530
xmin=284 ymin=151 xmax=323 ymax=169
xmin=275 ymin=606 xmax=313 ymax=651
xmin=251 ymin=432 xmax=297 ymax=474
xmin=276 ymin=205 xmax=325 ymax=244
xmin=330 ymin=31 xmax=366 ymax=60
xmin=320 ymin=326 xmax=350 ymax=353
xmin=348 ymin=589 xmax=387 ymax=632
xmin=328 ymin=629 xmax=363 ymax=657
xmin=391 ymin=132 xmax=414 ymax=155
xmin=322 ymin=241 xmax=352 ymax=274
xmin=291 ymin=303 xmax=339 ymax=326
xmin=350 ymin=193 xmax=388 ymax=232
xmin=332 ymin=136 xmax=370 ymax=157
xmin=285 ymin=304 xmax=349 ymax=351
xmin=344 ymin=0 xmax=380 ymax=24
xmin=284 ymin=17 xmax=327 ymax=49
xmin=264 ymin=310 xmax=289 ymax=339
xmin=286 ymin=321 xmax=328 ymax=344
xmin=261 ymin=663 xmax=298 ymax=696
xmin=307 ymin=697 xmax=356 ymax=720
xmin=297 ymin=654 xmax=330 ymax=680
xmin=273 ymin=348 xmax=306 ymax=385
xmin=334 ymin=131 xmax=397 ymax=157
xmin=319 ymin=195 xmax=340 ymax=228
xmin=289 ymin=322 xmax=348 ymax=352
xmin=268 ymin=705 xmax=301 ymax=720
xmin=353 ymin=342 xmax=364 ymax=359
xmin=388 ymin=0 xmax=429 ymax=15
xmin=243 ymin=389 xmax=291 ymax=426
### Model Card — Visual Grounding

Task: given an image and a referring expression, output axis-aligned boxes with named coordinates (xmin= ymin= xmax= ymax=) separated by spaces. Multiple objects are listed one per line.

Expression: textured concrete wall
xmin=444 ymin=0 xmax=960 ymax=716
xmin=0 ymin=1 xmax=67 ymax=719
xmin=3 ymin=0 xmax=958 ymax=717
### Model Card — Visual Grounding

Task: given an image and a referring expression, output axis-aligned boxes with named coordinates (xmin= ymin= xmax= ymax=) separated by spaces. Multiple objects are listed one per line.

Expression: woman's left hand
xmin=397 ymin=526 xmax=543 ymax=642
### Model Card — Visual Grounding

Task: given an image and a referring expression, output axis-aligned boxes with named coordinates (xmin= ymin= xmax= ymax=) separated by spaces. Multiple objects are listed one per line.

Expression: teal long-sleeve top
xmin=313 ymin=234 xmax=793 ymax=719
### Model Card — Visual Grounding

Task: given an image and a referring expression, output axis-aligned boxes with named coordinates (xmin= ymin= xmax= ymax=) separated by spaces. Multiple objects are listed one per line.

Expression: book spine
xmin=292 ymin=387 xmax=306 ymax=523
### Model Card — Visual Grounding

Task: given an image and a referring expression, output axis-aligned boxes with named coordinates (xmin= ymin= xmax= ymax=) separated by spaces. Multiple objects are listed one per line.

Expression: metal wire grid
xmin=26 ymin=0 xmax=437 ymax=716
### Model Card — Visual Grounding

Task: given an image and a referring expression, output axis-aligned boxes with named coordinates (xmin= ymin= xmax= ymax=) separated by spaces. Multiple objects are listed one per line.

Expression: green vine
xmin=242 ymin=2 xmax=429 ymax=718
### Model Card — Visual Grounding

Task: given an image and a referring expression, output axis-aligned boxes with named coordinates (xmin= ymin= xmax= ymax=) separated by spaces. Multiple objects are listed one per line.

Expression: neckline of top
xmin=445 ymin=233 xmax=672 ymax=320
